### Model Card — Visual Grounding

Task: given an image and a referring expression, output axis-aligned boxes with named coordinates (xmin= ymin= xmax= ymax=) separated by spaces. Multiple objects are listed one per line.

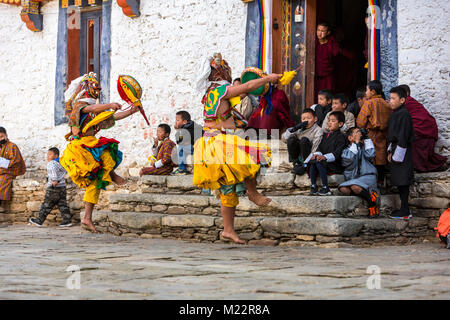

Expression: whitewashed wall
xmin=108 ymin=0 xmax=247 ymax=172
xmin=397 ymin=0 xmax=450 ymax=154
xmin=0 ymin=0 xmax=247 ymax=177
xmin=0 ymin=1 xmax=64 ymax=177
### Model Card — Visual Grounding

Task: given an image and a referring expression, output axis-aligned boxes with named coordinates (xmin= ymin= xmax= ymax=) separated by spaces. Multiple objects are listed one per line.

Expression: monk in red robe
xmin=315 ymin=23 xmax=340 ymax=100
xmin=247 ymin=85 xmax=295 ymax=138
xmin=399 ymin=85 xmax=447 ymax=172
xmin=315 ymin=23 xmax=354 ymax=102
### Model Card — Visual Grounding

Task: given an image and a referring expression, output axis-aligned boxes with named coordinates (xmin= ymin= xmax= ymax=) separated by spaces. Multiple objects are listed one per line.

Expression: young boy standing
xmin=356 ymin=80 xmax=392 ymax=190
xmin=173 ymin=111 xmax=202 ymax=175
xmin=322 ymin=93 xmax=355 ymax=134
xmin=308 ymin=111 xmax=347 ymax=196
xmin=29 ymin=148 xmax=72 ymax=227
xmin=387 ymin=87 xmax=415 ymax=220
xmin=282 ymin=109 xmax=323 ymax=176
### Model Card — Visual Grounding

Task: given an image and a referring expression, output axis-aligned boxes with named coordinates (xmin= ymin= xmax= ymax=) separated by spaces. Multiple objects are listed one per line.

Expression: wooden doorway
xmin=271 ymin=0 xmax=313 ymax=122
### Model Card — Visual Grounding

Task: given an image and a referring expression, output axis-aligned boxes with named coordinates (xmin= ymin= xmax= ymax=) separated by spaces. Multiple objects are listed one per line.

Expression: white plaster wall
xmin=0 ymin=1 xmax=65 ymax=176
xmin=397 ymin=0 xmax=450 ymax=155
xmin=108 ymin=0 xmax=248 ymax=171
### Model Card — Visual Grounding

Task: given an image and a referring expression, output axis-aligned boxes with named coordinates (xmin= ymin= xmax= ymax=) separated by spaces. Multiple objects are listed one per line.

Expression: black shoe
xmin=292 ymin=163 xmax=306 ymax=176
xmin=389 ymin=210 xmax=412 ymax=220
xmin=318 ymin=187 xmax=332 ymax=196
xmin=29 ymin=218 xmax=43 ymax=227
xmin=59 ymin=221 xmax=73 ymax=227
xmin=309 ymin=185 xmax=318 ymax=196
xmin=447 ymin=235 xmax=450 ymax=249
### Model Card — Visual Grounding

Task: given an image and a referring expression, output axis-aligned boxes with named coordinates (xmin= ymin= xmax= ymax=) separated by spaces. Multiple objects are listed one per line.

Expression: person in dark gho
xmin=347 ymin=87 xmax=366 ymax=119
xmin=338 ymin=128 xmax=380 ymax=218
xmin=172 ymin=111 xmax=202 ymax=175
xmin=310 ymin=89 xmax=333 ymax=127
xmin=308 ymin=111 xmax=347 ymax=196
xmin=387 ymin=86 xmax=414 ymax=220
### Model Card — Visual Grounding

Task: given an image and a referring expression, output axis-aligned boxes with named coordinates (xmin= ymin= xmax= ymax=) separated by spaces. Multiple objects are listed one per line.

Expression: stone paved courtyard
xmin=0 ymin=225 xmax=449 ymax=300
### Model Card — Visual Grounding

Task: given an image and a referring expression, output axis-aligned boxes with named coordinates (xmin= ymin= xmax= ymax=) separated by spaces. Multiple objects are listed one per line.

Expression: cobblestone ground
xmin=0 ymin=225 xmax=449 ymax=300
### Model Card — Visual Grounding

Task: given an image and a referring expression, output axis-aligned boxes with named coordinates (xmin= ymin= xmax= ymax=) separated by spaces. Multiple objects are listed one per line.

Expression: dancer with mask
xmin=194 ymin=53 xmax=281 ymax=244
xmin=60 ymin=72 xmax=139 ymax=233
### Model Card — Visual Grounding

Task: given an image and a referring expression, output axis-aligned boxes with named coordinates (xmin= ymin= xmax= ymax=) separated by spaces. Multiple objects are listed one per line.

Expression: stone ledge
xmin=89 ymin=211 xmax=432 ymax=245
xmin=162 ymin=215 xmax=216 ymax=228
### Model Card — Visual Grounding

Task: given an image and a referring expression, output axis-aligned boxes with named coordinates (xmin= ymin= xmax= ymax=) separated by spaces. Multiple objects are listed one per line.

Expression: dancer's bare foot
xmin=248 ymin=192 xmax=272 ymax=207
xmin=111 ymin=171 xmax=127 ymax=186
xmin=221 ymin=231 xmax=245 ymax=245
xmin=81 ymin=219 xmax=98 ymax=233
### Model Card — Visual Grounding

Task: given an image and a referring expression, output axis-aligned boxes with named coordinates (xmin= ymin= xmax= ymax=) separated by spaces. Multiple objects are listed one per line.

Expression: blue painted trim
xmin=245 ymin=1 xmax=261 ymax=68
xmin=100 ymin=1 xmax=112 ymax=104
xmin=380 ymin=0 xmax=398 ymax=96
xmin=54 ymin=1 xmax=68 ymax=126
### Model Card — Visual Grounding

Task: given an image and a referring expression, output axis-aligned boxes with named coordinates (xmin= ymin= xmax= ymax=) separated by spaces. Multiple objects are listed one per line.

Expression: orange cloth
xmin=356 ymin=95 xmax=392 ymax=165
xmin=0 ymin=141 xmax=26 ymax=201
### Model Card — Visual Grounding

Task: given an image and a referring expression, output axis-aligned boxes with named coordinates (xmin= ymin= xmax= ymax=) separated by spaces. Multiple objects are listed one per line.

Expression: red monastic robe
xmin=404 ymin=96 xmax=447 ymax=172
xmin=314 ymin=37 xmax=340 ymax=100
xmin=247 ymin=88 xmax=295 ymax=137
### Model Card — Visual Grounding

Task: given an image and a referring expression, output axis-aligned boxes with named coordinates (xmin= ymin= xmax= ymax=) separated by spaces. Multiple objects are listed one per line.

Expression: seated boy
xmin=282 ymin=109 xmax=323 ymax=175
xmin=346 ymin=87 xmax=366 ymax=119
xmin=310 ymin=89 xmax=333 ymax=127
xmin=172 ymin=111 xmax=202 ymax=175
xmin=308 ymin=111 xmax=347 ymax=196
xmin=140 ymin=124 xmax=176 ymax=176
xmin=338 ymin=128 xmax=380 ymax=218
xmin=322 ymin=93 xmax=355 ymax=134
xmin=387 ymin=87 xmax=414 ymax=220
xmin=29 ymin=147 xmax=72 ymax=227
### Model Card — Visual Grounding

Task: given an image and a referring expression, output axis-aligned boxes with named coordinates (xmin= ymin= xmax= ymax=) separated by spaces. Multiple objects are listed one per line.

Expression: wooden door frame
xmin=305 ymin=0 xmax=316 ymax=107
xmin=272 ymin=0 xmax=316 ymax=107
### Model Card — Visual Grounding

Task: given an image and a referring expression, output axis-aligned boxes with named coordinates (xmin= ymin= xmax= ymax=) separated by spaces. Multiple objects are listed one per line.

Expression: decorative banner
xmin=257 ymin=0 xmax=272 ymax=74
xmin=61 ymin=0 xmax=68 ymax=8
xmin=20 ymin=0 xmax=43 ymax=32
xmin=368 ymin=0 xmax=380 ymax=81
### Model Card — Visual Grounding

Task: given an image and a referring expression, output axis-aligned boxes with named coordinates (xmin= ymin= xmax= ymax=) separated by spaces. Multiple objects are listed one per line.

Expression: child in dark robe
xmin=398 ymin=85 xmax=447 ymax=173
xmin=347 ymin=87 xmax=366 ymax=119
xmin=308 ymin=111 xmax=347 ymax=196
xmin=387 ymin=87 xmax=414 ymax=220
xmin=311 ymin=89 xmax=333 ymax=128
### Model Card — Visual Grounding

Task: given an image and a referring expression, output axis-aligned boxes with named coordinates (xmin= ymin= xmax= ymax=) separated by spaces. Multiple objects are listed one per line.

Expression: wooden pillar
xmin=305 ymin=0 xmax=316 ymax=107
xmin=272 ymin=0 xmax=283 ymax=74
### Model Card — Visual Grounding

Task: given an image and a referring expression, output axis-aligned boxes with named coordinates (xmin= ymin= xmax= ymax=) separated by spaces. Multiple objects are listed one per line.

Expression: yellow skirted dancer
xmin=194 ymin=53 xmax=281 ymax=244
xmin=60 ymin=72 xmax=140 ymax=233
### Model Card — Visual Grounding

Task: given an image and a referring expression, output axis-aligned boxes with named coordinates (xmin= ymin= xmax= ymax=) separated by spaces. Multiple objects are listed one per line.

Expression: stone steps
xmin=140 ymin=173 xmax=347 ymax=195
xmin=87 ymin=210 xmax=433 ymax=246
xmin=108 ymin=192 xmax=400 ymax=218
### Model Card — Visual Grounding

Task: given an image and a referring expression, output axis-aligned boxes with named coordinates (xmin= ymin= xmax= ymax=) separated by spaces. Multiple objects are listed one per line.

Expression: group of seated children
xmin=284 ymin=81 xmax=420 ymax=220
xmin=139 ymin=111 xmax=202 ymax=177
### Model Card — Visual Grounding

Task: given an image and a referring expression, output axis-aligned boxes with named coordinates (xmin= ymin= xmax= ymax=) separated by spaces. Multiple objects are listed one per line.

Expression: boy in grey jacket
xmin=338 ymin=128 xmax=380 ymax=218
xmin=282 ymin=109 xmax=323 ymax=175
xmin=29 ymin=148 xmax=72 ymax=227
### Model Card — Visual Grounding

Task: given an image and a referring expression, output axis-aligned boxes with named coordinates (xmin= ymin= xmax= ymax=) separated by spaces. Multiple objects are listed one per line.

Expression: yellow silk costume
xmin=60 ymin=73 xmax=121 ymax=205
